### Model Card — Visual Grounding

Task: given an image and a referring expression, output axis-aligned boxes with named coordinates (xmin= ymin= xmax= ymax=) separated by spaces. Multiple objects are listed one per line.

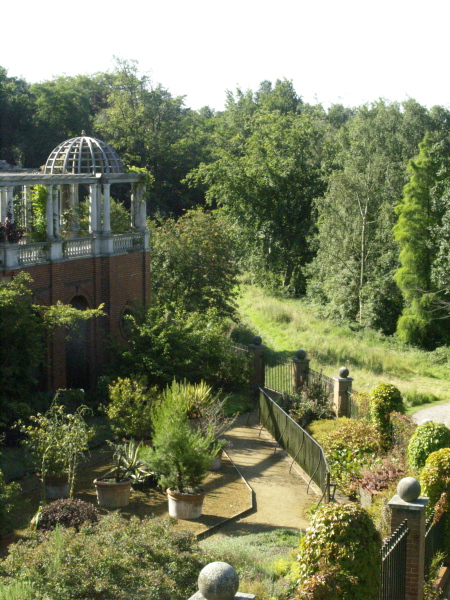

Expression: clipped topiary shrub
xmin=297 ymin=503 xmax=381 ymax=600
xmin=420 ymin=448 xmax=450 ymax=512
xmin=37 ymin=499 xmax=99 ymax=532
xmin=369 ymin=383 xmax=404 ymax=448
xmin=408 ymin=422 xmax=450 ymax=471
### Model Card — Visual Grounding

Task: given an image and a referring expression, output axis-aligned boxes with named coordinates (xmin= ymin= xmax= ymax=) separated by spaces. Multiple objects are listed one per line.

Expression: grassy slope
xmin=236 ymin=285 xmax=450 ymax=411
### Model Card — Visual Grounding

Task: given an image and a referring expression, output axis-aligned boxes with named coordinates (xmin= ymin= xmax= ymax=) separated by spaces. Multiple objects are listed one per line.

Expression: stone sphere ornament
xmin=198 ymin=562 xmax=239 ymax=600
xmin=397 ymin=477 xmax=421 ymax=502
xmin=252 ymin=336 xmax=262 ymax=346
xmin=339 ymin=367 xmax=350 ymax=378
xmin=296 ymin=349 xmax=307 ymax=360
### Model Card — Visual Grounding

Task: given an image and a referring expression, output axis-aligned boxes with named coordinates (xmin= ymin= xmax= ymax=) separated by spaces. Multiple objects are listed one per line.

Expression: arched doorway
xmin=66 ymin=296 xmax=90 ymax=390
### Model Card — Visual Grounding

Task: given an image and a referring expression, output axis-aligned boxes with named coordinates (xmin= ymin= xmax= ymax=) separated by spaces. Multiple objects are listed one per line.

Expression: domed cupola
xmin=44 ymin=132 xmax=124 ymax=175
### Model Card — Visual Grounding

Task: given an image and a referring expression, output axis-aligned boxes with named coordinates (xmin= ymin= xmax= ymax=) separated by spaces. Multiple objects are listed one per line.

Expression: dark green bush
xmin=0 ymin=468 xmax=22 ymax=535
xmin=1 ymin=512 xmax=205 ymax=600
xmin=111 ymin=306 xmax=250 ymax=391
xmin=420 ymin=448 xmax=450 ymax=512
xmin=297 ymin=503 xmax=381 ymax=600
xmin=37 ymin=499 xmax=99 ymax=532
xmin=369 ymin=383 xmax=404 ymax=448
xmin=408 ymin=422 xmax=450 ymax=471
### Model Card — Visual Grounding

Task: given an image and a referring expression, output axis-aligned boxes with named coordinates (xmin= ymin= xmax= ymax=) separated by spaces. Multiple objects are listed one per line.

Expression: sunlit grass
xmin=236 ymin=285 xmax=450 ymax=406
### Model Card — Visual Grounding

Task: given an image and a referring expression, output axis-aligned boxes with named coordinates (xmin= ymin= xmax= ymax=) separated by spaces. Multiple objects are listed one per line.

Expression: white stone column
xmin=6 ymin=187 xmax=14 ymax=222
xmin=69 ymin=184 xmax=80 ymax=235
xmin=102 ymin=183 xmax=111 ymax=234
xmin=23 ymin=185 xmax=32 ymax=229
xmin=89 ymin=184 xmax=100 ymax=234
xmin=0 ymin=187 xmax=7 ymax=221
xmin=46 ymin=185 xmax=54 ymax=239
xmin=53 ymin=186 xmax=60 ymax=238
xmin=131 ymin=182 xmax=147 ymax=229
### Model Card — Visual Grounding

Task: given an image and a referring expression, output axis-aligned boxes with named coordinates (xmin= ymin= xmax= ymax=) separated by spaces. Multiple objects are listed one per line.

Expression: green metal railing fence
xmin=258 ymin=387 xmax=333 ymax=503
xmin=380 ymin=519 xmax=409 ymax=600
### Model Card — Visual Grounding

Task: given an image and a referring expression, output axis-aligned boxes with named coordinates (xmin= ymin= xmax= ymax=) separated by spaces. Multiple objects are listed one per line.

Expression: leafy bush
xmin=318 ymin=417 xmax=381 ymax=497
xmin=359 ymin=457 xmax=406 ymax=493
xmin=297 ymin=503 xmax=381 ymax=600
xmin=0 ymin=469 xmax=22 ymax=535
xmin=408 ymin=422 xmax=450 ymax=471
xmin=420 ymin=448 xmax=450 ymax=512
xmin=390 ymin=411 xmax=417 ymax=457
xmin=288 ymin=381 xmax=334 ymax=428
xmin=369 ymin=383 xmax=404 ymax=448
xmin=0 ymin=512 xmax=205 ymax=600
xmin=405 ymin=389 xmax=440 ymax=407
xmin=106 ymin=377 xmax=156 ymax=440
xmin=111 ymin=306 xmax=250 ymax=390
xmin=37 ymin=499 xmax=99 ymax=532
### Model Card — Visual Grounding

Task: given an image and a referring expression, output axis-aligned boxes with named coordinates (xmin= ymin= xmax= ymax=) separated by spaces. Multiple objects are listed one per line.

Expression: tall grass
xmin=237 ymin=285 xmax=450 ymax=409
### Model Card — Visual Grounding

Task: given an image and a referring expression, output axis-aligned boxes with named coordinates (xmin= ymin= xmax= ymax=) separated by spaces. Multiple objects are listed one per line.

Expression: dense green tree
xmin=308 ymin=100 xmax=430 ymax=333
xmin=188 ymin=105 xmax=326 ymax=293
xmin=149 ymin=209 xmax=241 ymax=317
xmin=394 ymin=132 xmax=450 ymax=346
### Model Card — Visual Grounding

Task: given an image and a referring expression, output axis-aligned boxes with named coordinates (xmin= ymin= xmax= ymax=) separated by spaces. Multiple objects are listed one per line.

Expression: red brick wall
xmin=4 ymin=250 xmax=151 ymax=391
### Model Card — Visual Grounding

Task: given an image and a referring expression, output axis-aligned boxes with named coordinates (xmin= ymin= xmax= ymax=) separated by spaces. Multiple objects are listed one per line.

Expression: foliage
xmin=106 ymin=377 xmax=155 ymax=440
xmin=37 ymin=499 xmax=99 ymax=532
xmin=188 ymin=103 xmax=326 ymax=294
xmin=287 ymin=381 xmax=334 ymax=428
xmin=149 ymin=209 xmax=241 ymax=317
xmin=147 ymin=381 xmax=219 ymax=492
xmin=102 ymin=439 xmax=150 ymax=483
xmin=369 ymin=383 xmax=404 ymax=448
xmin=0 ymin=580 xmax=35 ymax=600
xmin=296 ymin=502 xmax=381 ymax=600
xmin=394 ymin=132 xmax=450 ymax=347
xmin=317 ymin=417 xmax=381 ymax=497
xmin=358 ymin=456 xmax=406 ymax=493
xmin=408 ymin=422 xmax=450 ymax=471
xmin=111 ymin=305 xmax=250 ymax=390
xmin=420 ymin=448 xmax=450 ymax=513
xmin=423 ymin=551 xmax=446 ymax=600
xmin=390 ymin=411 xmax=417 ymax=457
xmin=19 ymin=400 xmax=93 ymax=499
xmin=0 ymin=273 xmax=104 ymax=433
xmin=29 ymin=185 xmax=47 ymax=240
xmin=0 ymin=468 xmax=22 ymax=535
xmin=0 ymin=212 xmax=26 ymax=243
xmin=0 ymin=512 xmax=205 ymax=600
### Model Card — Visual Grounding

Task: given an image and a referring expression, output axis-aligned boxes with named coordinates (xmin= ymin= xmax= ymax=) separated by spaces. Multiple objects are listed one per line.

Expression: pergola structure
xmin=0 ymin=134 xmax=151 ymax=391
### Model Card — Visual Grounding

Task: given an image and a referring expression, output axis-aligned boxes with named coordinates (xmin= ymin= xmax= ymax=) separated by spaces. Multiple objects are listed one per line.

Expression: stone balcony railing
xmin=1 ymin=231 xmax=149 ymax=270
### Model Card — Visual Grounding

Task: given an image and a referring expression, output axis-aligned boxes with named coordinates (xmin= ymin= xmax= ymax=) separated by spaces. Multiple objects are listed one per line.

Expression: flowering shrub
xmin=1 ymin=512 xmax=205 ymax=600
xmin=408 ymin=422 xmax=450 ymax=471
xmin=297 ymin=503 xmax=381 ymax=600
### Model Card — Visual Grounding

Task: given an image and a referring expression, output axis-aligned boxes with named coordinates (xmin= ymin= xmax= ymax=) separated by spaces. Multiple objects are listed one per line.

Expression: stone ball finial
xmin=296 ymin=349 xmax=307 ymax=360
xmin=339 ymin=367 xmax=349 ymax=378
xmin=198 ymin=562 xmax=239 ymax=600
xmin=252 ymin=336 xmax=262 ymax=346
xmin=397 ymin=477 xmax=421 ymax=502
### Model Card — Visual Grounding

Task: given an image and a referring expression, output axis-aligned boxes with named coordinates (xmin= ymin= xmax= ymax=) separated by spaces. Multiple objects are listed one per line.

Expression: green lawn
xmin=236 ymin=285 xmax=450 ymax=408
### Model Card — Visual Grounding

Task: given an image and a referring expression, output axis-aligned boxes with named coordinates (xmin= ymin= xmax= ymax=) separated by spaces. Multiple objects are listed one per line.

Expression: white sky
xmin=2 ymin=0 xmax=449 ymax=112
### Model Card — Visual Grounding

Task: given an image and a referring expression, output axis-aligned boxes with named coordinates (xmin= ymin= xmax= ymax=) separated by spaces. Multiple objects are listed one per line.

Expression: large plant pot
xmin=167 ymin=488 xmax=205 ymax=519
xmin=209 ymin=448 xmax=224 ymax=471
xmin=94 ymin=478 xmax=131 ymax=508
xmin=39 ymin=474 xmax=69 ymax=500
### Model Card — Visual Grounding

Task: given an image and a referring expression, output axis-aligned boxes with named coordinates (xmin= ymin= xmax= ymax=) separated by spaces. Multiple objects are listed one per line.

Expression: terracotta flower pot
xmin=209 ymin=448 xmax=224 ymax=471
xmin=94 ymin=478 xmax=132 ymax=508
xmin=167 ymin=488 xmax=205 ymax=519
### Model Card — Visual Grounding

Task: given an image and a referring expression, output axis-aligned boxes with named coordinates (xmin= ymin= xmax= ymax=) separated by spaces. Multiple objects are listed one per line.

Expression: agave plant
xmin=104 ymin=440 xmax=151 ymax=483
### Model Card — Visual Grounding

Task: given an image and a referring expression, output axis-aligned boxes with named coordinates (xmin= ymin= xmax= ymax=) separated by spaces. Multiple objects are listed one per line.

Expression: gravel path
xmin=412 ymin=402 xmax=450 ymax=425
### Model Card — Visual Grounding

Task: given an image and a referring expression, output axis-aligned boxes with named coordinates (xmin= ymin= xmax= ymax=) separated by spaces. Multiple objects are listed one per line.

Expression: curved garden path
xmin=412 ymin=402 xmax=450 ymax=425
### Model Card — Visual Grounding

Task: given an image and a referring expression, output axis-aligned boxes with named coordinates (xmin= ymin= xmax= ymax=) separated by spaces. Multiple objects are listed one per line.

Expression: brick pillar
xmin=292 ymin=349 xmax=310 ymax=393
xmin=332 ymin=367 xmax=353 ymax=417
xmin=248 ymin=336 xmax=265 ymax=392
xmin=388 ymin=482 xmax=428 ymax=600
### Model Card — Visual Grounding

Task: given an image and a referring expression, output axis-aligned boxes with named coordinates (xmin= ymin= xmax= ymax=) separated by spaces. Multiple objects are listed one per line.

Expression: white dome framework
xmin=44 ymin=132 xmax=124 ymax=175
